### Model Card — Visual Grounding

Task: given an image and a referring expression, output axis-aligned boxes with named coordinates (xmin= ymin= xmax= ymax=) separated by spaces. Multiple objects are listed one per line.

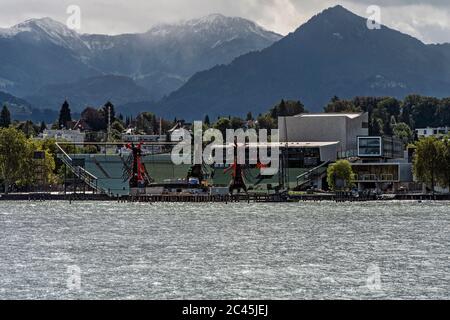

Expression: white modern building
xmin=415 ymin=127 xmax=449 ymax=139
xmin=39 ymin=129 xmax=85 ymax=143
xmin=279 ymin=113 xmax=369 ymax=157
xmin=121 ymin=133 xmax=165 ymax=143
xmin=277 ymin=112 xmax=417 ymax=192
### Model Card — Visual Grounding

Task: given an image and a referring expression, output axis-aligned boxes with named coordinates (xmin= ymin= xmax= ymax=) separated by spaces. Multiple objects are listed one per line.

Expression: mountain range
xmin=1 ymin=5 xmax=450 ymax=122
xmin=156 ymin=5 xmax=450 ymax=119
xmin=0 ymin=90 xmax=58 ymax=122
xmin=0 ymin=14 xmax=281 ymax=115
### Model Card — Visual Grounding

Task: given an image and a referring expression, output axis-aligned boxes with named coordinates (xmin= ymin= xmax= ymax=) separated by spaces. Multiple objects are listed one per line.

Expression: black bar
xmin=0 ymin=300 xmax=443 ymax=318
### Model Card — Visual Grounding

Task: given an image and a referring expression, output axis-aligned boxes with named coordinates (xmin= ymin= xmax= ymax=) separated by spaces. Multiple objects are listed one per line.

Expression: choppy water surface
xmin=0 ymin=201 xmax=448 ymax=299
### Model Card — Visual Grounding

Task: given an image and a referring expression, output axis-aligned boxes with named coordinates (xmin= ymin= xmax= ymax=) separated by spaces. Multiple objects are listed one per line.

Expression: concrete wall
xmin=279 ymin=113 xmax=368 ymax=154
xmin=319 ymin=144 xmax=338 ymax=162
xmin=399 ymin=163 xmax=414 ymax=182
xmin=346 ymin=113 xmax=369 ymax=152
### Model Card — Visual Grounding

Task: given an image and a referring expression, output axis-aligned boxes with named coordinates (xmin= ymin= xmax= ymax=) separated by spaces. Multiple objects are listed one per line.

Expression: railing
xmin=354 ymin=174 xmax=396 ymax=182
xmin=296 ymin=161 xmax=331 ymax=187
xmin=337 ymin=149 xmax=358 ymax=159
xmin=55 ymin=142 xmax=106 ymax=195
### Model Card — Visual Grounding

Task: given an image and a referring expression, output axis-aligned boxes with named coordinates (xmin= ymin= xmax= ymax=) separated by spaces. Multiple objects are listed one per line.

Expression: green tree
xmin=81 ymin=107 xmax=106 ymax=131
xmin=39 ymin=121 xmax=47 ymax=133
xmin=438 ymin=137 xmax=450 ymax=190
xmin=324 ymin=97 xmax=361 ymax=113
xmin=378 ymin=97 xmax=400 ymax=120
xmin=111 ymin=120 xmax=124 ymax=133
xmin=368 ymin=97 xmax=402 ymax=136
xmin=256 ymin=114 xmax=276 ymax=130
xmin=413 ymin=137 xmax=444 ymax=194
xmin=0 ymin=128 xmax=28 ymax=193
xmin=15 ymin=120 xmax=39 ymax=138
xmin=353 ymin=96 xmax=387 ymax=114
xmin=437 ymin=98 xmax=450 ymax=127
xmin=136 ymin=112 xmax=155 ymax=134
xmin=400 ymin=95 xmax=440 ymax=129
xmin=40 ymin=138 xmax=59 ymax=170
xmin=371 ymin=104 xmax=390 ymax=135
xmin=111 ymin=120 xmax=125 ymax=140
xmin=270 ymin=100 xmax=306 ymax=118
xmin=278 ymin=99 xmax=287 ymax=117
xmin=371 ymin=118 xmax=384 ymax=136
xmin=18 ymin=139 xmax=57 ymax=189
xmin=58 ymin=100 xmax=72 ymax=129
xmin=102 ymin=101 xmax=116 ymax=123
xmin=353 ymin=97 xmax=401 ymax=135
xmin=0 ymin=105 xmax=11 ymax=128
xmin=326 ymin=160 xmax=355 ymax=191
xmin=152 ymin=115 xmax=159 ymax=135
xmin=230 ymin=117 xmax=245 ymax=130
xmin=393 ymin=122 xmax=414 ymax=145
xmin=246 ymin=112 xmax=253 ymax=121
xmin=204 ymin=115 xmax=210 ymax=127
xmin=213 ymin=118 xmax=232 ymax=136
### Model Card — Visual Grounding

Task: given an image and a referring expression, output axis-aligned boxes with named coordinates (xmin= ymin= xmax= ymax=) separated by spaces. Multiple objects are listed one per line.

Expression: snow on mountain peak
xmin=193 ymin=13 xmax=228 ymax=24
xmin=2 ymin=18 xmax=68 ymax=36
xmin=147 ymin=14 xmax=281 ymax=42
xmin=0 ymin=17 xmax=89 ymax=51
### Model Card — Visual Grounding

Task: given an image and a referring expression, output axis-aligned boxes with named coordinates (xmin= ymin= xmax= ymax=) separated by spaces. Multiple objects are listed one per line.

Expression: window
xmin=362 ymin=122 xmax=369 ymax=129
xmin=287 ymin=148 xmax=320 ymax=168
xmin=358 ymin=137 xmax=382 ymax=157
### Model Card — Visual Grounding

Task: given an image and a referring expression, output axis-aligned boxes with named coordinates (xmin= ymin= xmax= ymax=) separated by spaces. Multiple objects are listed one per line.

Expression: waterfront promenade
xmin=1 ymin=192 xmax=449 ymax=202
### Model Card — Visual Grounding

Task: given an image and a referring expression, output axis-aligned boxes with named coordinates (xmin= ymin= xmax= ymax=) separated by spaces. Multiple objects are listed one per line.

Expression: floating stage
xmin=50 ymin=142 xmax=450 ymax=203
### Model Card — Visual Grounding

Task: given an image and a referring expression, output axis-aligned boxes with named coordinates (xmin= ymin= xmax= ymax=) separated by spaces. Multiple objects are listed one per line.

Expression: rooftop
xmin=291 ymin=113 xmax=365 ymax=119
xmin=216 ymin=141 xmax=340 ymax=148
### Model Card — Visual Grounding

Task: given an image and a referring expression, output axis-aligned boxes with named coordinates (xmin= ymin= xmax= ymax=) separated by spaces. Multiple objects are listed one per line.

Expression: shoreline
xmin=1 ymin=192 xmax=449 ymax=202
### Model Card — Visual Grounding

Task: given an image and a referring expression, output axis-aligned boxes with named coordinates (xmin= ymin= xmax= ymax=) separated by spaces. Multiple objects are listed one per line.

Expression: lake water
xmin=0 ymin=201 xmax=448 ymax=300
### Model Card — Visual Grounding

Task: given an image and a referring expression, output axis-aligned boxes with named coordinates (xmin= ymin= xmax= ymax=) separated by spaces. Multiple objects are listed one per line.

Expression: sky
xmin=1 ymin=0 xmax=450 ymax=44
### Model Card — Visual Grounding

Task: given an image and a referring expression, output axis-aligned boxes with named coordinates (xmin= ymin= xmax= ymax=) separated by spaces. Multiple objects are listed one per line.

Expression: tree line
xmin=3 ymin=94 xmax=449 ymax=143
xmin=324 ymin=95 xmax=450 ymax=142
xmin=205 ymin=99 xmax=306 ymax=135
xmin=413 ymin=136 xmax=450 ymax=193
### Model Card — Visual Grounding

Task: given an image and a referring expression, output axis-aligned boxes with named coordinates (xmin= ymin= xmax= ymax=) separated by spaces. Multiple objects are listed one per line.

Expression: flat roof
xmin=216 ymin=141 xmax=340 ymax=148
xmin=289 ymin=113 xmax=364 ymax=119
xmin=273 ymin=141 xmax=340 ymax=147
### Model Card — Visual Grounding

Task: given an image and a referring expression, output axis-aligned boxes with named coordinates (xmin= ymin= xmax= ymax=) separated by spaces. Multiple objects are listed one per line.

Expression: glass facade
xmin=358 ymin=136 xmax=403 ymax=159
xmin=382 ymin=136 xmax=404 ymax=159
xmin=358 ymin=137 xmax=382 ymax=157
xmin=352 ymin=164 xmax=400 ymax=182
xmin=286 ymin=147 xmax=321 ymax=168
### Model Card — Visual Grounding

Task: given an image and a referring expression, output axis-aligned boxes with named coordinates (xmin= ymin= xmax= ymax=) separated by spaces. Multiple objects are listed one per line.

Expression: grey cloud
xmin=0 ymin=0 xmax=449 ymax=43
xmin=344 ymin=0 xmax=450 ymax=7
